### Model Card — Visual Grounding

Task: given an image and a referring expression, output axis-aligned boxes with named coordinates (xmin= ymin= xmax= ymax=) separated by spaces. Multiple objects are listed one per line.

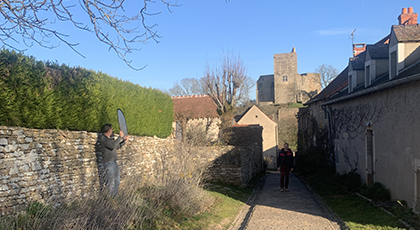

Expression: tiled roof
xmin=366 ymin=43 xmax=389 ymax=59
xmin=393 ymin=24 xmax=420 ymax=42
xmin=349 ymin=52 xmax=366 ymax=70
xmin=375 ymin=34 xmax=390 ymax=45
xmin=172 ymin=95 xmax=219 ymax=119
xmin=394 ymin=58 xmax=420 ymax=80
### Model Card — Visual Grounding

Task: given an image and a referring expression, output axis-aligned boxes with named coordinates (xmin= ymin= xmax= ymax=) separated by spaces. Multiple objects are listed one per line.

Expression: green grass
xmin=304 ymin=174 xmax=408 ymax=230
xmin=176 ymin=191 xmax=246 ymax=230
xmin=287 ymin=102 xmax=306 ymax=108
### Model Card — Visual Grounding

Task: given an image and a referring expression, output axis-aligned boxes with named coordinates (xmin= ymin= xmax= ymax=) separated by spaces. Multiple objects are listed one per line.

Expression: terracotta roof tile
xmin=172 ymin=95 xmax=219 ymax=119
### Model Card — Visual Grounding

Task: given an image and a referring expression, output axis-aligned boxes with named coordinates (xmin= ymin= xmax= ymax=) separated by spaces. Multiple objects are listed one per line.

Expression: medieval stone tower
xmin=256 ymin=48 xmax=320 ymax=105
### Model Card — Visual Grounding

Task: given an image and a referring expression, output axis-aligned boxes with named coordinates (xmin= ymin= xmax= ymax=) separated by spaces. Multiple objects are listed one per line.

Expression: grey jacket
xmin=100 ymin=134 xmax=126 ymax=162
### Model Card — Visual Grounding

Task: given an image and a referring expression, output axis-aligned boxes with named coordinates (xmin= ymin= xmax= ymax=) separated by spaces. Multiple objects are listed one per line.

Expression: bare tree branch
xmin=315 ymin=64 xmax=339 ymax=89
xmin=202 ymin=51 xmax=254 ymax=114
xmin=168 ymin=78 xmax=206 ymax=96
xmin=0 ymin=0 xmax=180 ymax=70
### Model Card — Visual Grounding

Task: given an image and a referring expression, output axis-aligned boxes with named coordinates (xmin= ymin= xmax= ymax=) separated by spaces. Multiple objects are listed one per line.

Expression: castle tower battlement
xmin=256 ymin=48 xmax=320 ymax=105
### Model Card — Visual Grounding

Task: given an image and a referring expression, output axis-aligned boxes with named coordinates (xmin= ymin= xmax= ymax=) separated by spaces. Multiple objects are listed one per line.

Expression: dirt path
xmin=229 ymin=172 xmax=343 ymax=230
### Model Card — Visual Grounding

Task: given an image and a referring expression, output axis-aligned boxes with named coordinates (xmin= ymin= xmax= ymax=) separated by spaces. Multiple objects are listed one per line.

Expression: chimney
xmin=398 ymin=7 xmax=418 ymax=25
xmin=353 ymin=43 xmax=366 ymax=57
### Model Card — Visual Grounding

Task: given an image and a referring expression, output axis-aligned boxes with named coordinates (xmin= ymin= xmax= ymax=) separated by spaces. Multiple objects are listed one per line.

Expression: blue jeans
xmin=103 ymin=161 xmax=120 ymax=198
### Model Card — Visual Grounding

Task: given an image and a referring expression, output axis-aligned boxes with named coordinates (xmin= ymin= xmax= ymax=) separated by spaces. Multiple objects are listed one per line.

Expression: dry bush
xmin=0 ymin=180 xmax=155 ymax=230
xmin=263 ymin=155 xmax=275 ymax=170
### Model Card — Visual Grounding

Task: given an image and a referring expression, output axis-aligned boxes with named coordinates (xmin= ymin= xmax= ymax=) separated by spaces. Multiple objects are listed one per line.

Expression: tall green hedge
xmin=0 ymin=50 xmax=173 ymax=138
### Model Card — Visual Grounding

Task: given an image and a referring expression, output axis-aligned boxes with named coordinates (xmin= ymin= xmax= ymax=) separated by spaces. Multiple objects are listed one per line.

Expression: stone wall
xmin=207 ymin=144 xmax=262 ymax=186
xmin=0 ymin=126 xmax=262 ymax=216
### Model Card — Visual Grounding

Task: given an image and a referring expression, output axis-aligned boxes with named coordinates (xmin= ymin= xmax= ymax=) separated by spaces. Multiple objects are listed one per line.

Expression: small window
xmin=283 ymin=75 xmax=288 ymax=81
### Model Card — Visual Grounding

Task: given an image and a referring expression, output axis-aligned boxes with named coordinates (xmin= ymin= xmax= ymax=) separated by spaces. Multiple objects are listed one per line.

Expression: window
xmin=283 ymin=75 xmax=288 ymax=81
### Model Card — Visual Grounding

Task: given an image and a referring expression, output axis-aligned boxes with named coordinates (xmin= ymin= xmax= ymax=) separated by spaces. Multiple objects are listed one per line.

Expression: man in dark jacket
xmin=100 ymin=124 xmax=129 ymax=198
xmin=277 ymin=143 xmax=294 ymax=192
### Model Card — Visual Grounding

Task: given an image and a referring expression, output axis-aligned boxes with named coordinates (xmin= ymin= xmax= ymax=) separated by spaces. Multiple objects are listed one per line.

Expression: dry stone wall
xmin=0 ymin=126 xmax=262 ymax=216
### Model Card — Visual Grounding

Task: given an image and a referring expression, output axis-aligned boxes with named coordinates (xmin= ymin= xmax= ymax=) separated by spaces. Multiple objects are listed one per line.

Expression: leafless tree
xmin=202 ymin=51 xmax=254 ymax=114
xmin=0 ymin=0 xmax=178 ymax=69
xmin=315 ymin=64 xmax=339 ymax=89
xmin=168 ymin=78 xmax=206 ymax=96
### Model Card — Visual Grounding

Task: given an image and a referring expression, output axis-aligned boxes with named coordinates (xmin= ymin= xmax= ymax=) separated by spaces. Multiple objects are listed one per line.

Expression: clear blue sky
xmin=16 ymin=0 xmax=420 ymax=99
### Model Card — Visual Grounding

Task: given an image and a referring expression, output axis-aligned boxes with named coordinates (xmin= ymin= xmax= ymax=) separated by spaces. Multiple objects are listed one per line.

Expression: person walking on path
xmin=232 ymin=172 xmax=341 ymax=230
xmin=277 ymin=143 xmax=294 ymax=192
xmin=99 ymin=124 xmax=129 ymax=198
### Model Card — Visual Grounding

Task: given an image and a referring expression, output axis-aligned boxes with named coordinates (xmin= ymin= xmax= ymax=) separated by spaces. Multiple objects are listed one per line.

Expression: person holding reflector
xmin=100 ymin=123 xmax=129 ymax=197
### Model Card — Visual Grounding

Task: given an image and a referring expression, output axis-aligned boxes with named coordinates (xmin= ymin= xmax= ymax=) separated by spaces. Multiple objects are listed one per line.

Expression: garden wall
xmin=0 ymin=126 xmax=262 ymax=216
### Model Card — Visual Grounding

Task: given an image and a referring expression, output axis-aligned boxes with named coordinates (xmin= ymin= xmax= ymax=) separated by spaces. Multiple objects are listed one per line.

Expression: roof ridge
xmin=171 ymin=94 xmax=209 ymax=99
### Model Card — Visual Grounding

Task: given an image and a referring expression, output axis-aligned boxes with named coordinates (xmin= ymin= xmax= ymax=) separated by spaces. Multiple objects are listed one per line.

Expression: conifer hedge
xmin=0 ymin=50 xmax=173 ymax=138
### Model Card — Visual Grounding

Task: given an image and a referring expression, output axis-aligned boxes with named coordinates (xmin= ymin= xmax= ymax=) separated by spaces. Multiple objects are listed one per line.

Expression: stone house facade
xmin=300 ymin=7 xmax=420 ymax=210
xmin=256 ymin=48 xmax=321 ymax=105
xmin=171 ymin=95 xmax=220 ymax=142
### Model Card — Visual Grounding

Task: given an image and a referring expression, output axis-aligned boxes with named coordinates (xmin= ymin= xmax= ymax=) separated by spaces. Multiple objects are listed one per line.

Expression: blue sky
xmin=14 ymin=0 xmax=420 ymax=99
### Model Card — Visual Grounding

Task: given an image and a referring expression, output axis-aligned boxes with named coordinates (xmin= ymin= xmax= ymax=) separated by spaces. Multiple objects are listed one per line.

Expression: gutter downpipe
xmin=321 ymin=100 xmax=336 ymax=173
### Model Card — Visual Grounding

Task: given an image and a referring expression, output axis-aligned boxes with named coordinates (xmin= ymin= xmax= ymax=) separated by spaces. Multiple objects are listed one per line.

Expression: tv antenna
xmin=351 ymin=28 xmax=356 ymax=45
xmin=351 ymin=28 xmax=356 ymax=56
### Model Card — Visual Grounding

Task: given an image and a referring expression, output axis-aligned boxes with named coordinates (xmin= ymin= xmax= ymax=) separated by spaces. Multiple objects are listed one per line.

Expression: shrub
xmin=295 ymin=146 xmax=329 ymax=175
xmin=360 ymin=182 xmax=391 ymax=201
xmin=0 ymin=49 xmax=173 ymax=137
xmin=334 ymin=171 xmax=361 ymax=192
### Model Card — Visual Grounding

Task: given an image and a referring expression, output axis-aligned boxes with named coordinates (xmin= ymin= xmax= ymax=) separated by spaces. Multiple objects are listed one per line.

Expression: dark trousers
xmin=103 ymin=161 xmax=120 ymax=198
xmin=280 ymin=166 xmax=291 ymax=189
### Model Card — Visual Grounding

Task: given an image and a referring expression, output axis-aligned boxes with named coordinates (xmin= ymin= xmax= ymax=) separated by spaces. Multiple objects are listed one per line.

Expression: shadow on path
xmin=230 ymin=172 xmax=343 ymax=230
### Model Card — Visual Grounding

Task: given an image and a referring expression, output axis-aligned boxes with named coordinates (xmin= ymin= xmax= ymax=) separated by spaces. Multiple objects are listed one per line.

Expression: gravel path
xmin=229 ymin=171 xmax=343 ymax=230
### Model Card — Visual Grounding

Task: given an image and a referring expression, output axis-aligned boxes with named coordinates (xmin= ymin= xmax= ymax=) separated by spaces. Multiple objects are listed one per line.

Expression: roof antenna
xmin=351 ymin=29 xmax=356 ymax=56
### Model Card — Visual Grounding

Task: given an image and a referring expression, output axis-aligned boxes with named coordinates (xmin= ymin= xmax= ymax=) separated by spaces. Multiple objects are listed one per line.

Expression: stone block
xmin=0 ymin=138 xmax=7 ymax=146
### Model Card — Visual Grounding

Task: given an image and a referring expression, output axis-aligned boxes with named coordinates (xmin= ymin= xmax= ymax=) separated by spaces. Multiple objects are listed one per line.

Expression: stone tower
xmin=256 ymin=47 xmax=320 ymax=105
xmin=274 ymin=47 xmax=299 ymax=104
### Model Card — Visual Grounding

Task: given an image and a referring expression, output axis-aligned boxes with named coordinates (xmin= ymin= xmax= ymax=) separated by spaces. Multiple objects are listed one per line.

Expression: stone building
xmin=300 ymin=7 xmax=420 ymax=210
xmin=171 ymin=95 xmax=220 ymax=142
xmin=256 ymin=48 xmax=321 ymax=105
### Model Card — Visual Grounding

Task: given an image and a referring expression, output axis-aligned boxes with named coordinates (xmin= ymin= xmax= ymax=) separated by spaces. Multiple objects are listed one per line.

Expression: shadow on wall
xmin=205 ymin=125 xmax=264 ymax=186
xmin=95 ymin=133 xmax=105 ymax=192
xmin=397 ymin=45 xmax=420 ymax=78
xmin=206 ymin=143 xmax=263 ymax=187
xmin=262 ymin=145 xmax=279 ymax=170
xmin=298 ymin=90 xmax=318 ymax=103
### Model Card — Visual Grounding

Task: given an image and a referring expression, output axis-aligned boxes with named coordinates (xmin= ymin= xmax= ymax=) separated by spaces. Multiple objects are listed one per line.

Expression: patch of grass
xmin=204 ymin=182 xmax=253 ymax=203
xmin=287 ymin=102 xmax=306 ymax=108
xmin=176 ymin=191 xmax=245 ymax=230
xmin=304 ymin=174 xmax=407 ymax=230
